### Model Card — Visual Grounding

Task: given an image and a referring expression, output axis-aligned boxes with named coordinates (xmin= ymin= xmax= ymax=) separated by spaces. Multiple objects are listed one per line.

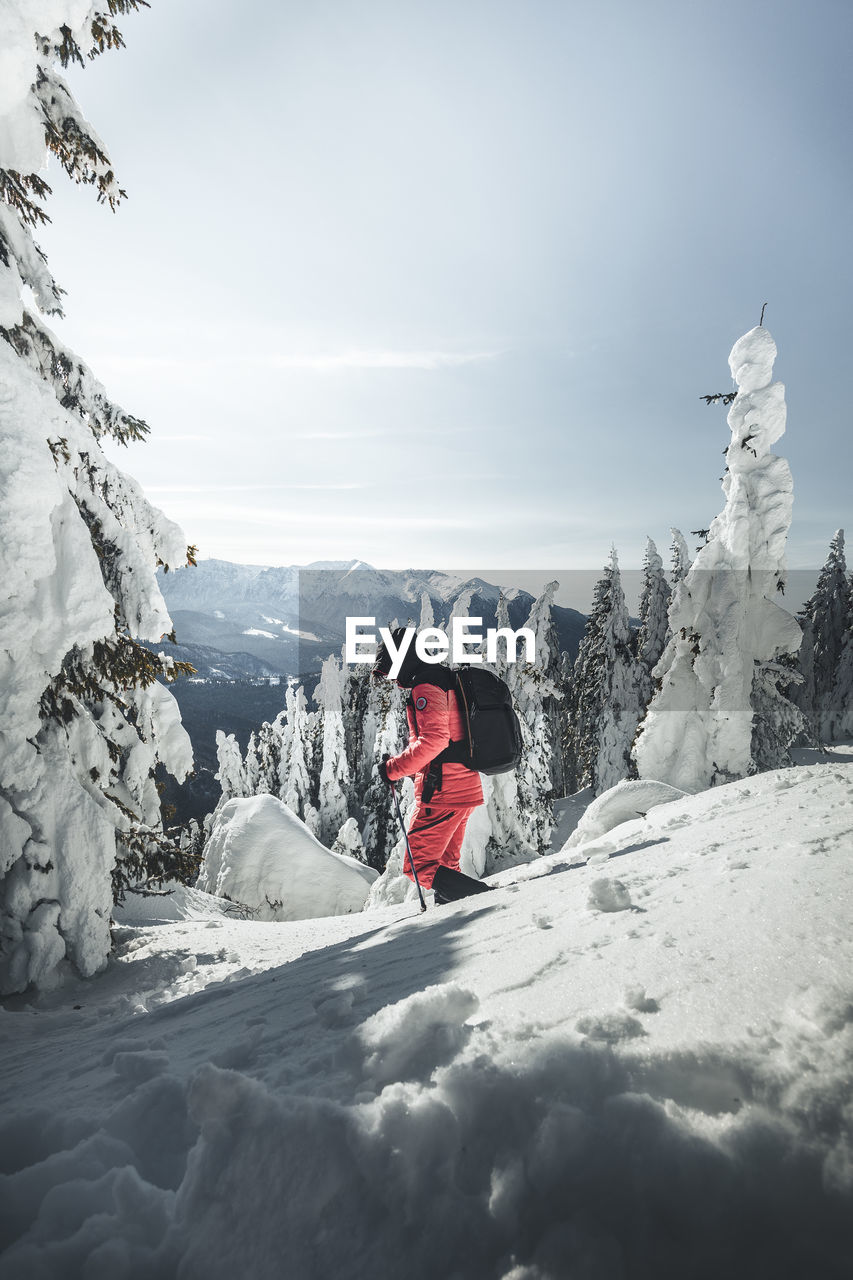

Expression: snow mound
xmin=198 ymin=795 xmax=377 ymax=921
xmin=587 ymin=877 xmax=633 ymax=912
xmin=355 ymin=984 xmax=479 ymax=1088
xmin=563 ymin=779 xmax=687 ymax=850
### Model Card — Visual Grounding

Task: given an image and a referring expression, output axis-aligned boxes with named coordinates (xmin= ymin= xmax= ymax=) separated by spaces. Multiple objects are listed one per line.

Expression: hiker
xmin=373 ymin=627 xmax=483 ymax=890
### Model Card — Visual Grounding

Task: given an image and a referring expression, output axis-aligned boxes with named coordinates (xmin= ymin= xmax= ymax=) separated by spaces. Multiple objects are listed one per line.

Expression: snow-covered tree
xmin=242 ymin=717 xmax=284 ymax=797
xmin=279 ymin=684 xmax=314 ymax=820
xmin=829 ymin=625 xmax=853 ymax=742
xmin=636 ymin=538 xmax=670 ymax=710
xmin=634 ymin=326 xmax=803 ymax=791
xmin=360 ymin=677 xmax=408 ymax=870
xmin=509 ymin=581 xmax=564 ymax=848
xmin=332 ymin=816 xmax=366 ymax=863
xmin=314 ymin=655 xmax=351 ymax=846
xmin=670 ymin=528 xmax=692 ymax=584
xmin=568 ymin=549 xmax=642 ymax=795
xmin=790 ymin=531 xmax=852 ymax=743
xmin=215 ymin=731 xmax=248 ymax=803
xmin=0 ymin=3 xmax=197 ymax=994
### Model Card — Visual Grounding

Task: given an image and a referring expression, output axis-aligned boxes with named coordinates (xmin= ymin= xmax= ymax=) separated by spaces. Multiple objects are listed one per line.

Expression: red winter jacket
xmin=385 ymin=680 xmax=484 ymax=808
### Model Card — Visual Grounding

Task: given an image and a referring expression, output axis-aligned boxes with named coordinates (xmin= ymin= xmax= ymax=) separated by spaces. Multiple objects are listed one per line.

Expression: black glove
xmin=378 ymin=753 xmax=393 ymax=786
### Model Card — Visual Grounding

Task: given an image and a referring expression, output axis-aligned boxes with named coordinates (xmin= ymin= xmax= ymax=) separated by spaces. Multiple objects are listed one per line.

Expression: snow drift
xmin=198 ymin=794 xmax=378 ymax=920
xmin=562 ymin=778 xmax=687 ymax=849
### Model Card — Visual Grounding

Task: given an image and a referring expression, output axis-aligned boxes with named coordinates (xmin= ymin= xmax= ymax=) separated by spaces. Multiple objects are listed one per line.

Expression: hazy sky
xmin=39 ymin=0 xmax=853 ymax=589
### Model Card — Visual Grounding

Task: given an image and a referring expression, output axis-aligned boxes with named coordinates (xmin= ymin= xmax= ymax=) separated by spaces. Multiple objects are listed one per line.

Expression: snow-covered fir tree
xmin=636 ymin=537 xmax=670 ymax=710
xmin=359 ymin=674 xmax=408 ymax=870
xmin=243 ymin=731 xmax=262 ymax=795
xmin=670 ymin=528 xmax=692 ymax=583
xmin=508 ymin=582 xmax=564 ymax=848
xmin=790 ymin=531 xmax=852 ymax=743
xmin=279 ymin=684 xmax=316 ymax=826
xmin=567 ymin=549 xmax=642 ymax=795
xmin=0 ymin=3 xmax=198 ymax=994
xmin=332 ymin=816 xmax=366 ymax=863
xmin=634 ymin=326 xmax=803 ymax=791
xmin=314 ymin=655 xmax=352 ymax=846
xmin=215 ymin=731 xmax=248 ymax=803
xmin=828 ymin=623 xmax=853 ymax=742
xmin=242 ymin=717 xmax=284 ymax=797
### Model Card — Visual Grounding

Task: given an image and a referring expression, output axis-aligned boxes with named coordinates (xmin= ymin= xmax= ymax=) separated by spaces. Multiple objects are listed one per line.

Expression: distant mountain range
xmin=157 ymin=558 xmax=588 ymax=679
xmin=154 ymin=559 xmax=589 ymax=825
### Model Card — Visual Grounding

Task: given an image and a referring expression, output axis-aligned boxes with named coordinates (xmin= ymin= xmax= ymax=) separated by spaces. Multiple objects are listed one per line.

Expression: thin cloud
xmin=158 ymin=502 xmax=476 ymax=530
xmin=94 ymin=350 xmax=502 ymax=375
xmin=153 ymin=434 xmax=212 ymax=443
xmin=271 ymin=349 xmax=501 ymax=372
xmin=146 ymin=483 xmax=368 ymax=494
xmin=290 ymin=426 xmax=479 ymax=440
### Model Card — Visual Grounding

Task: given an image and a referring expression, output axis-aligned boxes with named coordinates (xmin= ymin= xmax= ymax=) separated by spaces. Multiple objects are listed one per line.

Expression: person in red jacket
xmin=373 ymin=628 xmax=483 ymax=890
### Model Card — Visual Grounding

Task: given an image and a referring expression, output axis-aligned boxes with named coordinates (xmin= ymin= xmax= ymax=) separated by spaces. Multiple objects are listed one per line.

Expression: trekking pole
xmin=389 ymin=781 xmax=427 ymax=913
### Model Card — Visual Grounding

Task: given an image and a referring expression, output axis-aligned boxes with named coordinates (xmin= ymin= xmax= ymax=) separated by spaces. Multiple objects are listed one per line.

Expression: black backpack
xmin=451 ymin=666 xmax=523 ymax=775
xmin=408 ymin=664 xmax=523 ymax=777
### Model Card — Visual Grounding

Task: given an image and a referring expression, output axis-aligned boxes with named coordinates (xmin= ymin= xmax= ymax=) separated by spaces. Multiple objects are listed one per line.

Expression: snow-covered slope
xmin=1 ymin=760 xmax=851 ymax=1276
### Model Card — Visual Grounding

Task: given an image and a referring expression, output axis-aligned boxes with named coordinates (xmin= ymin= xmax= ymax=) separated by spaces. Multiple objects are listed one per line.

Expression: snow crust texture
xmin=1 ymin=762 xmax=852 ymax=1277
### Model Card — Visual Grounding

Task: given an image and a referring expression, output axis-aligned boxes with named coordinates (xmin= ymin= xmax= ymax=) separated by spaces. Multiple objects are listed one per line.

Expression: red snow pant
xmin=403 ymin=803 xmax=478 ymax=890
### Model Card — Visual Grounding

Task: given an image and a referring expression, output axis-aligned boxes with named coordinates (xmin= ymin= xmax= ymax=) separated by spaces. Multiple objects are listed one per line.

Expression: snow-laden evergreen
xmin=500 ymin=582 xmax=563 ymax=853
xmin=790 ymin=530 xmax=852 ymax=743
xmin=568 ymin=548 xmax=642 ymax=795
xmin=636 ymin=537 xmax=670 ymax=710
xmin=0 ymin=1 xmax=195 ymax=994
xmin=214 ymin=730 xmax=248 ymax=802
xmin=332 ymin=815 xmax=367 ymax=863
xmin=830 ymin=627 xmax=853 ymax=742
xmin=314 ymin=656 xmax=352 ymax=847
xmin=279 ymin=684 xmax=315 ymax=820
xmin=669 ymin=527 xmax=692 ymax=582
xmin=634 ymin=327 xmax=803 ymax=791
